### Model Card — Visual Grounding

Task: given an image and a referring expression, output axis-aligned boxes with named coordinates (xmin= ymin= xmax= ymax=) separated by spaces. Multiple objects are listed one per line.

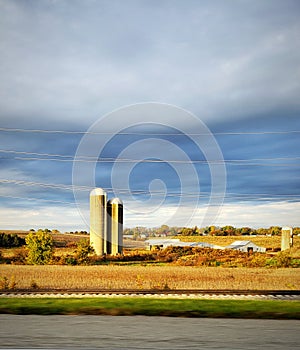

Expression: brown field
xmin=0 ymin=265 xmax=299 ymax=291
xmin=1 ymin=232 xmax=299 ymax=291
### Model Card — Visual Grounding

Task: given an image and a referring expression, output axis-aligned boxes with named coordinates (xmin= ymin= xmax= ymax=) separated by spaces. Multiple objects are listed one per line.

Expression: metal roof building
xmin=225 ymin=240 xmax=266 ymax=253
xmin=145 ymin=239 xmax=223 ymax=250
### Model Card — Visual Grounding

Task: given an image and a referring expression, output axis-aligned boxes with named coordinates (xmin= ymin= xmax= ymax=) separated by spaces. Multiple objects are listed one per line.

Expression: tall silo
xmin=107 ymin=198 xmax=123 ymax=255
xmin=281 ymin=226 xmax=293 ymax=251
xmin=90 ymin=188 xmax=107 ymax=255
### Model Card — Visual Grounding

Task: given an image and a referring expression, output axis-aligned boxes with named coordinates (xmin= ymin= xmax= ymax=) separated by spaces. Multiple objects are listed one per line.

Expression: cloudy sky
xmin=0 ymin=0 xmax=299 ymax=231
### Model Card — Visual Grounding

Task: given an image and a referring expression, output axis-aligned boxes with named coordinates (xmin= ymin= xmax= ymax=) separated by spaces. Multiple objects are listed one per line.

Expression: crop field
xmin=0 ymin=265 xmax=299 ymax=290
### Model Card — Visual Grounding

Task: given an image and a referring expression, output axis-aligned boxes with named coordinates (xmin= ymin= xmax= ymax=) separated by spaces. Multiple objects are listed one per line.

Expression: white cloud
xmin=124 ymin=201 xmax=300 ymax=229
xmin=214 ymin=201 xmax=300 ymax=228
xmin=0 ymin=200 xmax=299 ymax=231
xmin=0 ymin=206 xmax=86 ymax=231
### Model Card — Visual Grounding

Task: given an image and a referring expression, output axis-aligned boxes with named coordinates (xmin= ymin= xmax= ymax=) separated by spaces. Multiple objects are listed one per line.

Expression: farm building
xmin=225 ymin=240 xmax=266 ymax=253
xmin=145 ymin=239 xmax=223 ymax=250
xmin=145 ymin=239 xmax=180 ymax=250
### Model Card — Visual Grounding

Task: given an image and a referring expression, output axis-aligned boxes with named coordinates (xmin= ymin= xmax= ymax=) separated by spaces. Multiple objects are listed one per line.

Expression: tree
xmin=257 ymin=228 xmax=269 ymax=236
xmin=25 ymin=229 xmax=54 ymax=265
xmin=75 ymin=239 xmax=95 ymax=264
xmin=221 ymin=226 xmax=236 ymax=236
xmin=240 ymin=227 xmax=252 ymax=235
xmin=157 ymin=225 xmax=169 ymax=236
xmin=51 ymin=229 xmax=60 ymax=234
xmin=269 ymin=226 xmax=282 ymax=236
xmin=0 ymin=233 xmax=25 ymax=248
xmin=293 ymin=227 xmax=300 ymax=235
xmin=179 ymin=227 xmax=197 ymax=236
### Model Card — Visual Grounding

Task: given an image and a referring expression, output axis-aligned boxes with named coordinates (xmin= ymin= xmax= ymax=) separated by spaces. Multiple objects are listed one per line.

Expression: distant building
xmin=145 ymin=239 xmax=180 ymax=250
xmin=123 ymin=234 xmax=134 ymax=239
xmin=225 ymin=240 xmax=266 ymax=253
xmin=145 ymin=239 xmax=223 ymax=250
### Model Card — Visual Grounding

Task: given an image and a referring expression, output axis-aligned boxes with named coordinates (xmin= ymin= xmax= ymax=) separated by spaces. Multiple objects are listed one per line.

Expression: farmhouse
xmin=225 ymin=240 xmax=266 ymax=253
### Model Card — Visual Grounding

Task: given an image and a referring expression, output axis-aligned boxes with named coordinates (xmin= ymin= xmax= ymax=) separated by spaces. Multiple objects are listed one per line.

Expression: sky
xmin=0 ymin=0 xmax=299 ymax=231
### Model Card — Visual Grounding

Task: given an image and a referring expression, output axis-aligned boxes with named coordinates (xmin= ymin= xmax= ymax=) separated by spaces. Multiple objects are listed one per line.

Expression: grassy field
xmin=0 ymin=265 xmax=299 ymax=290
xmin=0 ymin=297 xmax=299 ymax=319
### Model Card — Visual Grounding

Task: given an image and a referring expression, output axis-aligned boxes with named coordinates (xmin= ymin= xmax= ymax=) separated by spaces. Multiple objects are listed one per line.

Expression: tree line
xmin=0 ymin=233 xmax=25 ymax=248
xmin=124 ymin=225 xmax=300 ymax=238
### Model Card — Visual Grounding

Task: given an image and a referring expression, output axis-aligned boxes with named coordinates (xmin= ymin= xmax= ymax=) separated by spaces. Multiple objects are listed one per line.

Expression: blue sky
xmin=0 ymin=0 xmax=299 ymax=230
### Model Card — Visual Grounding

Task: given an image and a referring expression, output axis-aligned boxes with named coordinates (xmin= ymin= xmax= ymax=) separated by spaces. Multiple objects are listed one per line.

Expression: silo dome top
xmin=108 ymin=197 xmax=123 ymax=204
xmin=90 ymin=188 xmax=106 ymax=196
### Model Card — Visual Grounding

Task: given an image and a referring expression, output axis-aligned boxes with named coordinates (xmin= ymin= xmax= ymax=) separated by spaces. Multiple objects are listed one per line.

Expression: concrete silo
xmin=281 ymin=226 xmax=293 ymax=251
xmin=107 ymin=198 xmax=123 ymax=255
xmin=90 ymin=188 xmax=107 ymax=255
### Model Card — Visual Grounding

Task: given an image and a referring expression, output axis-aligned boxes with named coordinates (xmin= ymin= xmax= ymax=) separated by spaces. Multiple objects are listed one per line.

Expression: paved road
xmin=0 ymin=315 xmax=299 ymax=349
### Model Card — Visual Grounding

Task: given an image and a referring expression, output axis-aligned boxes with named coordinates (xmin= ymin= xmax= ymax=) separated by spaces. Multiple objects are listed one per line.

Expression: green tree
xmin=293 ymin=227 xmax=300 ymax=235
xmin=75 ymin=239 xmax=95 ymax=264
xmin=257 ymin=228 xmax=269 ymax=236
xmin=179 ymin=227 xmax=197 ymax=236
xmin=269 ymin=226 xmax=282 ymax=236
xmin=25 ymin=229 xmax=54 ymax=265
xmin=221 ymin=226 xmax=236 ymax=236
xmin=240 ymin=227 xmax=252 ymax=235
xmin=0 ymin=233 xmax=25 ymax=248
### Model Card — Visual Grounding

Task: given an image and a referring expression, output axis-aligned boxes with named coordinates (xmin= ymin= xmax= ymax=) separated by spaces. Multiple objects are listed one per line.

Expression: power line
xmin=0 ymin=149 xmax=299 ymax=166
xmin=0 ymin=179 xmax=89 ymax=191
xmin=1 ymin=179 xmax=300 ymax=201
xmin=0 ymin=194 xmax=75 ymax=205
xmin=6 ymin=157 xmax=300 ymax=167
xmin=0 ymin=193 xmax=299 ymax=206
xmin=0 ymin=149 xmax=75 ymax=159
xmin=0 ymin=126 xmax=300 ymax=135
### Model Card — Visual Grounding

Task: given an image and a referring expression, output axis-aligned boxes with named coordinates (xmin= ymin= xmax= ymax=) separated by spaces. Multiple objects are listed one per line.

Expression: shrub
xmin=269 ymin=251 xmax=292 ymax=268
xmin=30 ymin=280 xmax=39 ymax=289
xmin=246 ymin=254 xmax=267 ymax=267
xmin=74 ymin=239 xmax=95 ymax=265
xmin=58 ymin=255 xmax=78 ymax=265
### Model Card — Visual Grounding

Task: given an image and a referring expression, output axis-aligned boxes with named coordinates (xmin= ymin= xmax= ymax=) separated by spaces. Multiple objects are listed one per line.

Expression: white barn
xmin=225 ymin=240 xmax=266 ymax=253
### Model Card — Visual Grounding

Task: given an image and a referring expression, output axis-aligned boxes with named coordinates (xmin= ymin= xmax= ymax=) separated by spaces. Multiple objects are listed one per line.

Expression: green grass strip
xmin=0 ymin=298 xmax=299 ymax=319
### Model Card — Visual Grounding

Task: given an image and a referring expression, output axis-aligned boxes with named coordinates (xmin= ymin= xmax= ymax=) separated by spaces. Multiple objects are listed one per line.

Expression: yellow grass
xmin=0 ymin=265 xmax=299 ymax=290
